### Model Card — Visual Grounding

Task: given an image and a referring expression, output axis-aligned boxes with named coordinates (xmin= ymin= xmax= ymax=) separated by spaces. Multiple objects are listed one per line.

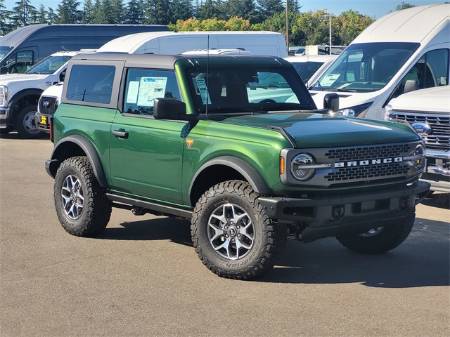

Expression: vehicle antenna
xmin=205 ymin=34 xmax=210 ymax=116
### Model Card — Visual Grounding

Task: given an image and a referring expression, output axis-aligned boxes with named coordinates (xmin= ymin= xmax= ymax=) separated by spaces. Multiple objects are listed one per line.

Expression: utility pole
xmin=285 ymin=0 xmax=289 ymax=49
xmin=328 ymin=13 xmax=332 ymax=55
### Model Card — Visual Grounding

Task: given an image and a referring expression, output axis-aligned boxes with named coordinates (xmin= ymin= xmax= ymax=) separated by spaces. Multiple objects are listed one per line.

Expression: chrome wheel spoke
xmin=61 ymin=175 xmax=84 ymax=220
xmin=208 ymin=202 xmax=254 ymax=261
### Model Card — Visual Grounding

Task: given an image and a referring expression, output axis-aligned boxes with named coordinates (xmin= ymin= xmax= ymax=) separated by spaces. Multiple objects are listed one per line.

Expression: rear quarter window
xmin=66 ymin=65 xmax=115 ymax=104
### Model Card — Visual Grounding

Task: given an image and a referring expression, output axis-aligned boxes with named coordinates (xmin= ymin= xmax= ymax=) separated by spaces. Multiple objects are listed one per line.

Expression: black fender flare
xmin=188 ymin=156 xmax=271 ymax=201
xmin=49 ymin=135 xmax=107 ymax=187
xmin=7 ymin=88 xmax=43 ymax=122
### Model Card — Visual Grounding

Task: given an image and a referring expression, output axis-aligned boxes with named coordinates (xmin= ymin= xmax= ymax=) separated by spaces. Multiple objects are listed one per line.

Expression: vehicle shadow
xmin=421 ymin=193 xmax=450 ymax=209
xmin=0 ymin=131 xmax=48 ymax=139
xmin=99 ymin=216 xmax=449 ymax=288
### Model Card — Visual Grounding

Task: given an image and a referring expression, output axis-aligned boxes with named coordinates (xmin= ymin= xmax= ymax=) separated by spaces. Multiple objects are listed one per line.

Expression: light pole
xmin=285 ymin=1 xmax=289 ymax=49
xmin=328 ymin=12 xmax=332 ymax=55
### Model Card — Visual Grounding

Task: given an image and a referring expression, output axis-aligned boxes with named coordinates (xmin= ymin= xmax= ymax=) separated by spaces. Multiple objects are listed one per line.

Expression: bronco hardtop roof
xmin=70 ymin=52 xmax=289 ymax=69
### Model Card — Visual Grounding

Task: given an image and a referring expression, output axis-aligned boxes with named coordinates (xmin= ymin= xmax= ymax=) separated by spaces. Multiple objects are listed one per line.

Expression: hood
xmin=220 ymin=112 xmax=419 ymax=148
xmin=389 ymin=86 xmax=450 ymax=113
xmin=0 ymin=73 xmax=49 ymax=85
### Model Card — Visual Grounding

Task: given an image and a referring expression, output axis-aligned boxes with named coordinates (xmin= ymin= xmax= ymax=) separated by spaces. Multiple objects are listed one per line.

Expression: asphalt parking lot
xmin=1 ymin=135 xmax=449 ymax=337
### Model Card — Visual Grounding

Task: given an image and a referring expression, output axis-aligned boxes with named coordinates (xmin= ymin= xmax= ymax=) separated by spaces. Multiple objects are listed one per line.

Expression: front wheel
xmin=336 ymin=215 xmax=415 ymax=254
xmin=191 ymin=180 xmax=282 ymax=280
xmin=15 ymin=105 xmax=40 ymax=138
xmin=54 ymin=156 xmax=112 ymax=237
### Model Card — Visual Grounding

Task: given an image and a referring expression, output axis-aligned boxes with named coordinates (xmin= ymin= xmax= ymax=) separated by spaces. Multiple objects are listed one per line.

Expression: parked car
xmin=285 ymin=55 xmax=337 ymax=84
xmin=97 ymin=31 xmax=288 ymax=57
xmin=0 ymin=24 xmax=168 ymax=74
xmin=309 ymin=4 xmax=450 ymax=120
xmin=35 ymin=82 xmax=64 ymax=134
xmin=0 ymin=50 xmax=95 ymax=137
xmin=387 ymin=86 xmax=450 ymax=193
xmin=45 ymin=52 xmax=428 ymax=280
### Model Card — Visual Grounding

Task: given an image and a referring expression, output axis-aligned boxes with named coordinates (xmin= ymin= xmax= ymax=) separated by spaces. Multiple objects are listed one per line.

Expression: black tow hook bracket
xmin=332 ymin=205 xmax=345 ymax=220
xmin=131 ymin=207 xmax=146 ymax=216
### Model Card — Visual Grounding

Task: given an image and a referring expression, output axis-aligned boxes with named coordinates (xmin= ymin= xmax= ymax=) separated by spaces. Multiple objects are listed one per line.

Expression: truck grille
xmin=389 ymin=112 xmax=450 ymax=150
xmin=38 ymin=96 xmax=58 ymax=116
xmin=324 ymin=143 xmax=417 ymax=183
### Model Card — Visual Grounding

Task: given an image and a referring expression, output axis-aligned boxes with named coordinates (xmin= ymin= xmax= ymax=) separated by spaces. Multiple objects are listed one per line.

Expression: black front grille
xmin=324 ymin=143 xmax=416 ymax=183
xmin=389 ymin=112 xmax=450 ymax=150
xmin=38 ymin=96 xmax=58 ymax=116
xmin=325 ymin=143 xmax=410 ymax=161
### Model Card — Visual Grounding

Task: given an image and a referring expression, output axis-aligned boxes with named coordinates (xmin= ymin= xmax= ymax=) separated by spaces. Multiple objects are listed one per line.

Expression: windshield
xmin=26 ymin=55 xmax=71 ymax=75
xmin=0 ymin=46 xmax=12 ymax=62
xmin=291 ymin=62 xmax=324 ymax=82
xmin=312 ymin=42 xmax=420 ymax=93
xmin=186 ymin=65 xmax=315 ymax=114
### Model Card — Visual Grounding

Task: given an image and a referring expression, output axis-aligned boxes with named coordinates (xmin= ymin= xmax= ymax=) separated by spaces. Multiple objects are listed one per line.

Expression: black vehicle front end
xmin=261 ymin=139 xmax=429 ymax=242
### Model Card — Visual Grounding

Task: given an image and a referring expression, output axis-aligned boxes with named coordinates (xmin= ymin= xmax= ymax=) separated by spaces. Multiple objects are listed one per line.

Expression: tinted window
xmin=27 ymin=55 xmax=71 ymax=75
xmin=186 ymin=65 xmax=315 ymax=114
xmin=67 ymin=65 xmax=115 ymax=104
xmin=123 ymin=68 xmax=181 ymax=115
xmin=291 ymin=61 xmax=323 ymax=81
xmin=313 ymin=42 xmax=419 ymax=92
xmin=393 ymin=49 xmax=449 ymax=98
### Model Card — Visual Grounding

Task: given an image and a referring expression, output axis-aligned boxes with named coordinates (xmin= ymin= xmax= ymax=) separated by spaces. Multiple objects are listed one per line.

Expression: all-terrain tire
xmin=191 ymin=180 xmax=283 ymax=280
xmin=15 ymin=104 xmax=40 ymax=138
xmin=54 ymin=156 xmax=112 ymax=237
xmin=336 ymin=214 xmax=415 ymax=254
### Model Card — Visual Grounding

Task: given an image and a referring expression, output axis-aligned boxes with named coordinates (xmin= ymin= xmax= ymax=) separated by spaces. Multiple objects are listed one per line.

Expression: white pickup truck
xmin=386 ymin=86 xmax=450 ymax=193
xmin=0 ymin=51 xmax=83 ymax=137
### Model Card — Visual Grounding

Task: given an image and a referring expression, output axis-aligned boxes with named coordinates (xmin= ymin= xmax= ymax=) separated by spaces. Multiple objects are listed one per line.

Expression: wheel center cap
xmin=228 ymin=226 xmax=237 ymax=238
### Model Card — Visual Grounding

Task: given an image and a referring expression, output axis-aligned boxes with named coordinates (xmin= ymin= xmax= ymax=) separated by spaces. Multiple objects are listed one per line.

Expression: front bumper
xmin=35 ymin=111 xmax=51 ymax=133
xmin=0 ymin=107 xmax=9 ymax=128
xmin=423 ymin=149 xmax=450 ymax=193
xmin=259 ymin=181 xmax=430 ymax=242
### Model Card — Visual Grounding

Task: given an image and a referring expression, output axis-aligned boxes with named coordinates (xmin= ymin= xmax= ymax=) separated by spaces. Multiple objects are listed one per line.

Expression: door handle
xmin=112 ymin=129 xmax=128 ymax=139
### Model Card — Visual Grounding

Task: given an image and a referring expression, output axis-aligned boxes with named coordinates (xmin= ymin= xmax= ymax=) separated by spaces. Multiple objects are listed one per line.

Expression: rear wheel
xmin=15 ymin=105 xmax=40 ymax=138
xmin=54 ymin=156 xmax=111 ymax=237
xmin=191 ymin=180 xmax=283 ymax=280
xmin=336 ymin=215 xmax=415 ymax=254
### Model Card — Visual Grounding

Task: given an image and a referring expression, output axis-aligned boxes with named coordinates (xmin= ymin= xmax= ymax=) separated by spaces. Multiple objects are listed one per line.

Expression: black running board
xmin=106 ymin=193 xmax=192 ymax=219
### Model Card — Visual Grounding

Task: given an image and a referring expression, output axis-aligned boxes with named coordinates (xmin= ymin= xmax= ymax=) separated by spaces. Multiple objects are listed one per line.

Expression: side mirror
xmin=59 ymin=69 xmax=66 ymax=82
xmin=403 ymin=79 xmax=418 ymax=94
xmin=154 ymin=98 xmax=187 ymax=120
xmin=324 ymin=93 xmax=339 ymax=112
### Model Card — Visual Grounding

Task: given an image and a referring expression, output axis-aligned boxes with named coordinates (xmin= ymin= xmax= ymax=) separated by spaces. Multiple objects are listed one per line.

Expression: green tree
xmin=82 ymin=0 xmax=95 ymax=23
xmin=171 ymin=0 xmax=193 ymax=22
xmin=335 ymin=10 xmax=374 ymax=45
xmin=144 ymin=0 xmax=172 ymax=24
xmin=11 ymin=0 xmax=36 ymax=26
xmin=256 ymin=0 xmax=284 ymax=21
xmin=125 ymin=0 xmax=144 ymax=24
xmin=36 ymin=4 xmax=48 ymax=23
xmin=396 ymin=1 xmax=415 ymax=10
xmin=92 ymin=0 xmax=106 ymax=23
xmin=0 ymin=0 xmax=12 ymax=35
xmin=47 ymin=7 xmax=58 ymax=23
xmin=108 ymin=0 xmax=124 ymax=23
xmin=57 ymin=0 xmax=81 ymax=23
xmin=197 ymin=0 xmax=224 ymax=20
xmin=226 ymin=0 xmax=256 ymax=22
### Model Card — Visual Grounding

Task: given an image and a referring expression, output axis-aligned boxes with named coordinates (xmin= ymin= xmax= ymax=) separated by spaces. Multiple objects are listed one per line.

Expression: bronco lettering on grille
xmin=334 ymin=157 xmax=403 ymax=168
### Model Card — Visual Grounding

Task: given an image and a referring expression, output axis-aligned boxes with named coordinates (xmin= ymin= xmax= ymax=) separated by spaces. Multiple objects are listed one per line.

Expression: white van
xmin=97 ymin=31 xmax=287 ymax=58
xmin=309 ymin=4 xmax=450 ymax=120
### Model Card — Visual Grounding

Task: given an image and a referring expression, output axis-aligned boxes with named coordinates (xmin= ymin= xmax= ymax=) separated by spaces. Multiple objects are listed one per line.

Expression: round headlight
xmin=415 ymin=144 xmax=426 ymax=170
xmin=291 ymin=153 xmax=315 ymax=181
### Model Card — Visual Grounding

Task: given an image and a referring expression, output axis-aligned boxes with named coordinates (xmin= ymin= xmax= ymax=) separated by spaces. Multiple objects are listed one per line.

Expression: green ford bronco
xmin=45 ymin=53 xmax=429 ymax=280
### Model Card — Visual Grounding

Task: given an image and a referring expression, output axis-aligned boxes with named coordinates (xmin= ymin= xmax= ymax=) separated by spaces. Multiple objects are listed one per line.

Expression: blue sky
xmin=3 ymin=0 xmax=447 ymax=18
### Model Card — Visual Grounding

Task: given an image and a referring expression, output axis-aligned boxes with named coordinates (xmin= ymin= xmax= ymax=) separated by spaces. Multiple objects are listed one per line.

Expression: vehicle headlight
xmin=0 ymin=86 xmax=8 ymax=107
xmin=415 ymin=144 xmax=426 ymax=171
xmin=338 ymin=102 xmax=373 ymax=117
xmin=291 ymin=153 xmax=316 ymax=181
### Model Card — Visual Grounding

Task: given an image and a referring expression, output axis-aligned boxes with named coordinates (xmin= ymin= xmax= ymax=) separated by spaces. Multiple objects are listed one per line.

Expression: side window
xmin=247 ymin=72 xmax=299 ymax=104
xmin=123 ymin=68 xmax=181 ymax=115
xmin=15 ymin=50 xmax=34 ymax=73
xmin=66 ymin=65 xmax=115 ymax=104
xmin=394 ymin=49 xmax=449 ymax=97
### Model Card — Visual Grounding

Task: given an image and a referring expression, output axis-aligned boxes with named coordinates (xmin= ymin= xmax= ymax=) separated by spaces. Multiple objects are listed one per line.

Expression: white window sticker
xmin=126 ymin=81 xmax=140 ymax=104
xmin=320 ymin=73 xmax=340 ymax=86
xmin=195 ymin=76 xmax=211 ymax=104
xmin=137 ymin=77 xmax=168 ymax=107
